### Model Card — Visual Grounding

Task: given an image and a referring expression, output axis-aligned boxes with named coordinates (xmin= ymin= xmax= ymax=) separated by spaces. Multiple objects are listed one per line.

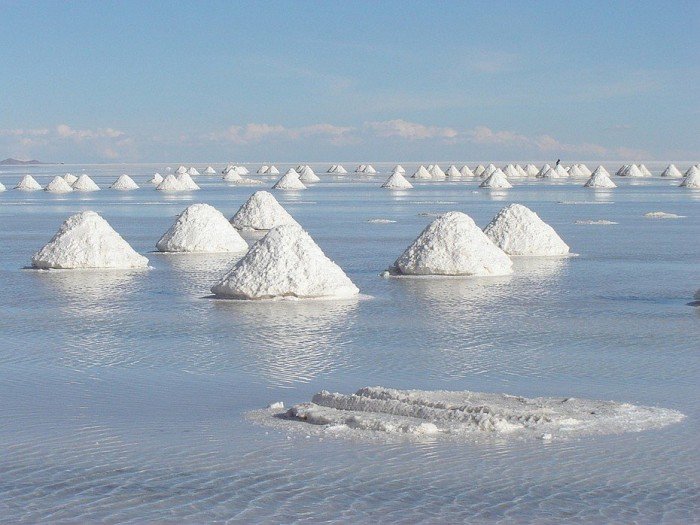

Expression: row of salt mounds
xmin=257 ymin=165 xmax=280 ymax=175
xmin=411 ymin=165 xmax=432 ymax=179
xmin=381 ymin=171 xmax=413 ymax=189
xmin=156 ymin=203 xmax=248 ymax=253
xmin=211 ymin=224 xmax=359 ymax=300
xmin=483 ymin=204 xmax=570 ymax=256
xmin=230 ymin=191 xmax=299 ymax=230
xmin=110 ymin=174 xmax=139 ymax=190
xmin=661 ymin=164 xmax=684 ymax=178
xmin=45 ymin=176 xmax=73 ymax=193
xmin=299 ymin=165 xmax=320 ymax=183
xmin=584 ymin=166 xmax=617 ymax=188
xmin=273 ymin=169 xmax=307 ymax=190
xmin=617 ymin=164 xmax=647 ymax=178
xmin=63 ymin=173 xmax=78 ymax=185
xmin=275 ymin=386 xmax=684 ymax=440
xmin=72 ymin=174 xmax=100 ymax=192
xmin=327 ymin=164 xmax=347 ymax=174
xmin=355 ymin=164 xmax=377 ymax=174
xmin=680 ymin=166 xmax=700 ymax=188
xmin=389 ymin=211 xmax=513 ymax=276
xmin=15 ymin=174 xmax=43 ymax=191
xmin=149 ymin=172 xmax=164 ymax=185
xmin=480 ymin=168 xmax=512 ymax=189
xmin=156 ymin=174 xmax=185 ymax=191
xmin=32 ymin=211 xmax=148 ymax=269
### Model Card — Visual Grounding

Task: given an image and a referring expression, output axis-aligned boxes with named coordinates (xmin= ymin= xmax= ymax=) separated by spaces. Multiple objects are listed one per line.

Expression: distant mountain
xmin=0 ymin=158 xmax=45 ymax=165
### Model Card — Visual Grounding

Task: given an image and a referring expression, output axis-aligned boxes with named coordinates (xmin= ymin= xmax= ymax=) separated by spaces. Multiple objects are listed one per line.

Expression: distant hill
xmin=0 ymin=158 xmax=45 ymax=165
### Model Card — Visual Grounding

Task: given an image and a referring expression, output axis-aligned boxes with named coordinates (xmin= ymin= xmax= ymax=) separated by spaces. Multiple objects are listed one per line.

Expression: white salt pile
xmin=110 ymin=174 xmax=139 ymax=190
xmin=622 ymin=164 xmax=645 ymax=178
xmin=222 ymin=165 xmax=236 ymax=175
xmin=644 ymin=212 xmax=685 ymax=219
xmin=639 ymin=164 xmax=653 ymax=177
xmin=63 ymin=173 xmax=78 ymax=185
xmin=230 ymin=190 xmax=299 ymax=230
xmin=355 ymin=164 xmax=366 ymax=173
xmin=72 ymin=174 xmax=100 ymax=192
xmin=238 ymin=166 xmax=250 ymax=175
xmin=175 ymin=172 xmax=200 ymax=190
xmin=460 ymin=165 xmax=475 ymax=177
xmin=335 ymin=165 xmax=347 ymax=174
xmin=616 ymin=164 xmax=630 ymax=176
xmin=661 ymin=164 xmax=683 ymax=179
xmin=525 ymin=164 xmax=540 ymax=177
xmin=578 ymin=164 xmax=592 ymax=176
xmin=536 ymin=164 xmax=552 ymax=178
xmin=568 ymin=165 xmax=587 ymax=178
xmin=156 ymin=174 xmax=185 ymax=191
xmin=327 ymin=164 xmax=338 ymax=173
xmin=176 ymin=165 xmax=188 ymax=174
xmin=515 ymin=164 xmax=528 ymax=178
xmin=554 ymin=164 xmax=569 ymax=178
xmin=222 ymin=168 xmax=242 ymax=181
xmin=273 ymin=169 xmax=307 ymax=190
xmin=502 ymin=164 xmax=519 ymax=178
xmin=264 ymin=386 xmax=684 ymax=442
xmin=211 ymin=224 xmax=359 ymax=300
xmin=429 ymin=164 xmax=446 ymax=180
xmin=680 ymin=166 xmax=700 ymax=188
xmin=149 ymin=173 xmax=164 ymax=185
xmin=367 ymin=219 xmax=397 ymax=224
xmin=389 ymin=211 xmax=512 ymax=276
xmin=268 ymin=165 xmax=280 ymax=175
xmin=484 ymin=203 xmax=570 ymax=256
xmin=446 ymin=165 xmax=461 ymax=178
xmin=32 ymin=211 xmax=148 ymax=269
xmin=411 ymin=165 xmax=432 ymax=179
xmin=156 ymin=203 xmax=248 ymax=253
xmin=0 ymin=181 xmax=5 ymax=191
xmin=480 ymin=169 xmax=512 ymax=189
xmin=204 ymin=166 xmax=216 ymax=175
xmin=45 ymin=176 xmax=73 ymax=193
xmin=15 ymin=174 xmax=42 ymax=191
xmin=187 ymin=167 xmax=200 ymax=176
xmin=299 ymin=165 xmax=320 ymax=183
xmin=392 ymin=164 xmax=405 ymax=174
xmin=381 ymin=171 xmax=413 ymax=189
xmin=473 ymin=164 xmax=486 ymax=177
xmin=364 ymin=165 xmax=377 ymax=174
xmin=584 ymin=167 xmax=617 ymax=188
xmin=258 ymin=165 xmax=270 ymax=174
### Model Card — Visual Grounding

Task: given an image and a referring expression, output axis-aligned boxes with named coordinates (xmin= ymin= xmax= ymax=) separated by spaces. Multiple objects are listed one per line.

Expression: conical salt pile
xmin=429 ymin=164 xmax=446 ymax=180
xmin=176 ymin=165 xmax=188 ymax=174
xmin=473 ymin=164 xmax=486 ymax=177
xmin=223 ymin=168 xmax=263 ymax=185
xmin=680 ymin=166 xmax=700 ymax=188
xmin=502 ymin=164 xmax=519 ymax=178
xmin=411 ymin=165 xmax=432 ymax=179
xmin=110 ymin=174 xmax=139 ymax=190
xmin=0 ymin=181 xmax=5 ymax=192
xmin=390 ymin=211 xmax=512 ymax=276
xmin=45 ymin=176 xmax=73 ymax=193
xmin=445 ymin=165 xmax=461 ymax=178
xmin=204 ymin=166 xmax=217 ymax=175
xmin=273 ymin=169 xmax=307 ymax=190
xmin=622 ymin=164 xmax=644 ymax=177
xmin=482 ymin=163 xmax=497 ymax=178
xmin=156 ymin=174 xmax=186 ymax=191
xmin=584 ymin=167 xmax=617 ymax=188
xmin=223 ymin=167 xmax=242 ymax=181
xmin=364 ymin=165 xmax=377 ymax=174
xmin=72 ymin=174 xmax=100 ymax=192
xmin=568 ymin=164 xmax=587 ymax=178
xmin=537 ymin=164 xmax=552 ymax=178
xmin=483 ymin=203 xmax=570 ymax=256
xmin=176 ymin=172 xmax=200 ymax=190
xmin=32 ymin=211 xmax=148 ymax=269
xmin=639 ymin=164 xmax=653 ymax=177
xmin=392 ymin=164 xmax=405 ymax=174
xmin=63 ymin=173 xmax=78 ymax=185
xmin=211 ymin=224 xmax=359 ymax=299
xmin=258 ymin=165 xmax=270 ymax=174
xmin=238 ymin=166 xmax=250 ymax=175
xmin=335 ymin=165 xmax=347 ymax=174
xmin=230 ymin=190 xmax=299 ymax=230
xmin=188 ymin=167 xmax=200 ymax=176
xmin=460 ymin=165 xmax=475 ymax=177
xmin=299 ymin=165 xmax=320 ymax=183
xmin=515 ymin=165 xmax=528 ymax=178
xmin=554 ymin=164 xmax=569 ymax=178
xmin=578 ymin=164 xmax=592 ymax=176
xmin=327 ymin=164 xmax=338 ymax=173
xmin=661 ymin=164 xmax=683 ymax=178
xmin=149 ymin=173 xmax=164 ymax=185
xmin=355 ymin=164 xmax=366 ymax=173
xmin=156 ymin=203 xmax=248 ymax=253
xmin=525 ymin=164 xmax=539 ymax=176
xmin=480 ymin=169 xmax=512 ymax=189
xmin=15 ymin=174 xmax=42 ymax=191
xmin=268 ymin=165 xmax=280 ymax=175
xmin=381 ymin=171 xmax=413 ymax=189
xmin=616 ymin=165 xmax=630 ymax=176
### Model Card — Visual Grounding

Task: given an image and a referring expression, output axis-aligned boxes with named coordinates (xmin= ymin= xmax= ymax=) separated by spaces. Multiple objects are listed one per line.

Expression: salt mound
xmin=204 ymin=166 xmax=216 ymax=175
xmin=273 ymin=169 xmax=307 ymax=190
xmin=480 ymin=169 xmax=512 ymax=189
xmin=661 ymin=164 xmax=683 ymax=178
xmin=230 ymin=190 xmax=299 ymax=230
xmin=639 ymin=164 xmax=653 ymax=177
xmin=364 ymin=164 xmax=377 ymax=174
xmin=268 ymin=165 xmax=280 ymax=175
xmin=502 ymin=164 xmax=519 ymax=178
xmin=187 ymin=167 xmax=200 ymax=176
xmin=578 ymin=164 xmax=592 ymax=176
xmin=156 ymin=174 xmax=185 ymax=191
xmin=222 ymin=168 xmax=242 ymax=181
xmin=554 ymin=164 xmax=569 ymax=178
xmin=335 ymin=165 xmax=347 ymax=174
xmin=484 ymin=203 xmax=570 ymax=256
xmin=0 ymin=181 xmax=5 ymax=191
xmin=175 ymin=172 xmax=200 ymax=190
xmin=327 ymin=164 xmax=338 ymax=173
xmin=411 ymin=165 xmax=432 ymax=179
xmin=584 ymin=168 xmax=617 ymax=188
xmin=156 ymin=203 xmax=248 ymax=253
xmin=149 ymin=173 xmax=164 ymax=185
xmin=176 ymin=165 xmax=187 ymax=174
xmin=445 ymin=165 xmax=461 ymax=178
xmin=32 ymin=211 xmax=148 ymax=269
xmin=482 ymin=163 xmax=497 ymax=178
xmin=63 ymin=173 xmax=78 ymax=185
xmin=390 ymin=211 xmax=512 ymax=276
xmin=72 ymin=174 xmax=100 ymax=192
xmin=15 ymin=174 xmax=42 ymax=191
xmin=622 ymin=164 xmax=644 ymax=178
xmin=680 ymin=166 xmax=700 ymax=188
xmin=269 ymin=386 xmax=684 ymax=441
xmin=238 ymin=166 xmax=250 ymax=175
xmin=429 ymin=164 xmax=446 ymax=180
xmin=45 ymin=176 xmax=73 ymax=193
xmin=536 ymin=164 xmax=552 ymax=178
xmin=223 ymin=169 xmax=263 ymax=185
xmin=460 ymin=165 xmax=475 ymax=177
xmin=392 ymin=164 xmax=405 ymax=174
xmin=355 ymin=164 xmax=366 ymax=173
xmin=258 ymin=165 xmax=269 ymax=174
xmin=473 ymin=164 xmax=486 ymax=177
xmin=381 ymin=172 xmax=413 ymax=189
xmin=110 ymin=174 xmax=139 ymax=190
xmin=515 ymin=164 xmax=528 ymax=178
xmin=525 ymin=164 xmax=539 ymax=176
xmin=568 ymin=165 xmax=587 ymax=178
xmin=616 ymin=164 xmax=630 ymax=176
xmin=211 ymin=224 xmax=359 ymax=300
xmin=299 ymin=165 xmax=320 ymax=183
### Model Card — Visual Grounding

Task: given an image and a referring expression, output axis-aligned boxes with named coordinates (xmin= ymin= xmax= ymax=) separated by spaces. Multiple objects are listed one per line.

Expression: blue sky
xmin=1 ymin=1 xmax=698 ymax=162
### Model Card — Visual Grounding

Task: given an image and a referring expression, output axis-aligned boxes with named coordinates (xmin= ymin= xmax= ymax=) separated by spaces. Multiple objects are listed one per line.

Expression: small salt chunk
xmin=267 ymin=401 xmax=284 ymax=410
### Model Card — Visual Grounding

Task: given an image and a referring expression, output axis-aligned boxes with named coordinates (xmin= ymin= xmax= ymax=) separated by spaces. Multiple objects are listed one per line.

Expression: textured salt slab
xmin=253 ymin=386 xmax=685 ymax=443
xmin=156 ymin=203 xmax=248 ymax=253
xmin=110 ymin=174 xmax=139 ymax=190
xmin=211 ymin=224 xmax=359 ymax=300
xmin=381 ymin=172 xmax=413 ymax=189
xmin=390 ymin=211 xmax=512 ymax=276
xmin=484 ymin=204 xmax=570 ymax=256
xmin=0 ymin=181 xmax=5 ymax=191
xmin=15 ymin=174 xmax=42 ymax=191
xmin=231 ymin=191 xmax=299 ymax=231
xmin=32 ymin=211 xmax=148 ymax=269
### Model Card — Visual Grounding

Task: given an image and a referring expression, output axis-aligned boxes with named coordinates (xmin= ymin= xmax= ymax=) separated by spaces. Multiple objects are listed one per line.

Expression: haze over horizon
xmin=2 ymin=1 xmax=698 ymax=163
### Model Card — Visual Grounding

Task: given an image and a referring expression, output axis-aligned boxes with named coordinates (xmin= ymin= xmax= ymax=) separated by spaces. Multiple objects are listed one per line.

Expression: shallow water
xmin=1 ymin=163 xmax=698 ymax=523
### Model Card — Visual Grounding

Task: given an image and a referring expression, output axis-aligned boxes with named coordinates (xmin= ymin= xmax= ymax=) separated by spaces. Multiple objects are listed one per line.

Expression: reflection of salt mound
xmin=411 ymin=165 xmax=431 ymax=179
xmin=156 ymin=203 xmax=248 ymax=253
xmin=110 ymin=174 xmax=139 ymax=190
xmin=63 ymin=173 xmax=78 ymax=185
xmin=473 ymin=164 xmax=486 ymax=177
xmin=445 ymin=165 xmax=461 ymax=178
xmin=45 ymin=176 xmax=73 ymax=193
xmin=584 ymin=167 xmax=617 ymax=188
xmin=211 ymin=224 xmax=359 ymax=299
xmin=204 ymin=166 xmax=216 ymax=175
xmin=156 ymin=174 xmax=185 ymax=191
xmin=15 ymin=174 xmax=42 ymax=191
xmin=391 ymin=211 xmax=512 ymax=276
xmin=32 ymin=211 xmax=148 ymax=269
xmin=187 ymin=167 xmax=200 ymax=176
xmin=299 ymin=165 xmax=320 ymax=183
xmin=273 ymin=169 xmax=307 ymax=190
xmin=149 ymin=173 xmax=164 ymax=185
xmin=276 ymin=386 xmax=684 ymax=441
xmin=381 ymin=171 xmax=413 ymax=189
xmin=176 ymin=172 xmax=200 ymax=190
xmin=230 ymin=190 xmax=299 ymax=230
xmin=661 ymin=164 xmax=683 ymax=178
xmin=460 ymin=165 xmax=475 ymax=177
xmin=72 ymin=174 xmax=100 ymax=191
xmin=480 ymin=169 xmax=512 ymax=188
xmin=484 ymin=203 xmax=570 ymax=256
xmin=268 ymin=165 xmax=280 ymax=175
xmin=680 ymin=166 xmax=700 ymax=188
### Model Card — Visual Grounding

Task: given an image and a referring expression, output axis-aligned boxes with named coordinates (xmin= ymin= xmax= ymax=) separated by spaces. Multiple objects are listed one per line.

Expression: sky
xmin=1 ymin=0 xmax=698 ymax=163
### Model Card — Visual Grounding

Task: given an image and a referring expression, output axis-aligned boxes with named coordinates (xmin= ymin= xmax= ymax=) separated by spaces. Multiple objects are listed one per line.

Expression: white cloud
xmin=209 ymin=123 xmax=356 ymax=145
xmin=365 ymin=119 xmax=458 ymax=140
xmin=56 ymin=124 xmax=124 ymax=140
